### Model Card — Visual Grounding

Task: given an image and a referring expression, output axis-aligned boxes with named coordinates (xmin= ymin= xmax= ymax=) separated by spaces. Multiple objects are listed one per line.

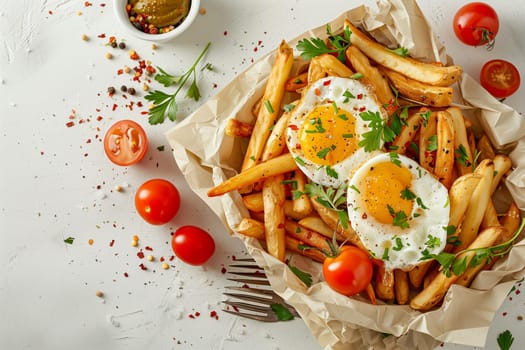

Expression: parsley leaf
xmin=288 ymin=263 xmax=313 ymax=287
xmin=455 ymin=144 xmax=472 ymax=167
xmin=296 ymin=25 xmax=351 ymax=63
xmin=427 ymin=135 xmax=438 ymax=152
xmin=358 ymin=110 xmax=394 ymax=152
xmin=497 ymin=330 xmax=514 ymax=350
xmin=388 ymin=47 xmax=409 ymax=57
xmin=387 ymin=205 xmax=410 ymax=229
xmin=271 ymin=303 xmax=295 ymax=321
xmin=145 ymin=42 xmax=211 ymax=125
xmin=400 ymin=187 xmax=416 ymax=200
xmin=389 ymin=152 xmax=402 ymax=167
xmin=305 ymin=183 xmax=349 ymax=229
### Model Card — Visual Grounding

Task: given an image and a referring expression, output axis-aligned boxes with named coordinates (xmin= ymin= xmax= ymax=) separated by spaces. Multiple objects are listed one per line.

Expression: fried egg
xmin=286 ymin=76 xmax=385 ymax=188
xmin=346 ymin=152 xmax=450 ymax=270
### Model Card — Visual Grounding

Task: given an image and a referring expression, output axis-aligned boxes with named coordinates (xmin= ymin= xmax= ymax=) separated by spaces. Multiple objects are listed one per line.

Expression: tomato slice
xmin=480 ymin=59 xmax=521 ymax=99
xmin=104 ymin=119 xmax=148 ymax=166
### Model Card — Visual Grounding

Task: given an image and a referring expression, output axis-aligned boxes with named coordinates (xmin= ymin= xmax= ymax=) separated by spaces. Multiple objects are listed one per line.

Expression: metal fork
xmin=222 ymin=258 xmax=300 ymax=322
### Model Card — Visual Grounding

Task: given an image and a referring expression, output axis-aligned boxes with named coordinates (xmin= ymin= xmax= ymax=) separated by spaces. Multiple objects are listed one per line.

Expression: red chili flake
xmin=213 ymin=83 xmax=218 ymax=88
xmin=137 ymin=251 xmax=145 ymax=259
xmin=112 ymin=103 xmax=118 ymax=111
xmin=221 ymin=266 xmax=227 ymax=274
xmin=109 ymin=239 xmax=115 ymax=247
xmin=140 ymin=111 xmax=148 ymax=115
xmin=84 ymin=153 xmax=89 ymax=157
xmin=232 ymin=255 xmax=237 ymax=261
xmin=100 ymin=3 xmax=106 ymax=7
xmin=108 ymin=36 xmax=116 ymax=43
xmin=288 ymin=124 xmax=298 ymax=131
xmin=146 ymin=65 xmax=156 ymax=74
xmin=97 ymin=33 xmax=106 ymax=38
xmin=139 ymin=263 xmax=147 ymax=271
xmin=253 ymin=47 xmax=258 ymax=52
xmin=357 ymin=93 xmax=363 ymax=99
xmin=188 ymin=314 xmax=195 ymax=319
xmin=66 ymin=121 xmax=75 ymax=128
xmin=195 ymin=312 xmax=201 ymax=317
xmin=503 ymin=312 xmax=508 ymax=317
xmin=96 ymin=115 xmax=103 ymax=121
xmin=516 ymin=289 xmax=521 ymax=295
xmin=123 ymin=272 xmax=129 ymax=277
xmin=359 ymin=106 xmax=366 ymax=112
xmin=314 ymin=88 xmax=321 ymax=96
xmin=40 ymin=151 xmax=44 ymax=155
xmin=145 ymin=246 xmax=153 ymax=251
xmin=84 ymin=1 xmax=92 ymax=7
xmin=117 ymin=69 xmax=124 ymax=75
xmin=277 ymin=223 xmax=284 ymax=229
xmin=86 ymin=139 xmax=92 ymax=144
xmin=258 ymin=40 xmax=263 ymax=46
xmin=137 ymin=101 xmax=143 ymax=107
xmin=223 ymin=31 xmax=228 ymax=36
xmin=48 ymin=10 xmax=53 ymax=15
xmin=362 ymin=213 xmax=368 ymax=219
xmin=323 ymin=79 xmax=331 ymax=86
xmin=128 ymin=101 xmax=135 ymax=111
xmin=130 ymin=51 xmax=140 ymax=60
xmin=160 ymin=256 xmax=165 ymax=262
xmin=210 ymin=310 xmax=218 ymax=320
xmin=169 ymin=255 xmax=175 ymax=261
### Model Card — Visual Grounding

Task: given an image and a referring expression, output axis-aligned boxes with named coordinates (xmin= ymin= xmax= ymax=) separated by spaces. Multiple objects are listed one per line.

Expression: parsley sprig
xmin=145 ymin=42 xmax=211 ymax=125
xmin=296 ymin=25 xmax=351 ymax=63
xmin=421 ymin=219 xmax=525 ymax=277
xmin=304 ymin=183 xmax=349 ymax=229
xmin=497 ymin=330 xmax=514 ymax=350
xmin=359 ymin=111 xmax=396 ymax=152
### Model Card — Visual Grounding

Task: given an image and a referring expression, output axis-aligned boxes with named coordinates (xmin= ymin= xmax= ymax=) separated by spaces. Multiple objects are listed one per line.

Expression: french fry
xmin=480 ymin=200 xmax=500 ymax=229
xmin=285 ymin=72 xmax=308 ymax=92
xmin=484 ymin=202 xmax=521 ymax=270
xmin=299 ymin=216 xmax=346 ymax=241
xmin=453 ymin=159 xmax=494 ymax=252
xmin=390 ymin=108 xmax=424 ymax=154
xmin=477 ymin=134 xmax=496 ymax=161
xmin=263 ymin=174 xmax=287 ymax=261
xmin=375 ymin=265 xmax=395 ymax=301
xmin=310 ymin=196 xmax=364 ymax=249
xmin=285 ymin=236 xmax=326 ymax=263
xmin=394 ymin=269 xmax=410 ymax=305
xmin=409 ymin=260 xmax=436 ymax=290
xmin=380 ymin=66 xmax=454 ymax=107
xmin=244 ymin=192 xmax=311 ymax=220
xmin=345 ymin=45 xmax=394 ymax=105
xmin=290 ymin=170 xmax=313 ymax=218
xmin=252 ymin=97 xmax=262 ymax=118
xmin=208 ymin=153 xmax=298 ymax=197
xmin=225 ymin=118 xmax=254 ymax=138
xmin=241 ymin=40 xmax=294 ymax=171
xmin=344 ymin=20 xmax=462 ymax=86
xmin=418 ymin=111 xmax=437 ymax=172
xmin=434 ymin=111 xmax=456 ymax=188
xmin=490 ymin=155 xmax=512 ymax=194
xmin=285 ymin=220 xmax=331 ymax=252
xmin=261 ymin=107 xmax=295 ymax=161
xmin=447 ymin=107 xmax=474 ymax=176
xmin=237 ymin=217 xmax=265 ymax=240
xmin=410 ymin=226 xmax=507 ymax=311
xmin=308 ymin=54 xmax=354 ymax=83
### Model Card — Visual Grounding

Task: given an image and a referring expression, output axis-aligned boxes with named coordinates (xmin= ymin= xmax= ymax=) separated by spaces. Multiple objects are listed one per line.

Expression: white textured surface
xmin=0 ymin=1 xmax=523 ymax=349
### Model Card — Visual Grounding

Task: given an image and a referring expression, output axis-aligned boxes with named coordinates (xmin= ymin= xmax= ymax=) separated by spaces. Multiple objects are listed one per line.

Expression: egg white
xmin=346 ymin=152 xmax=450 ymax=270
xmin=286 ymin=76 xmax=385 ymax=188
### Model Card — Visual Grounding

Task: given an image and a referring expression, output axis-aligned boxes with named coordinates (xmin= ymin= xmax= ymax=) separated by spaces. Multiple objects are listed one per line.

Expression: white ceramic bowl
xmin=114 ymin=0 xmax=200 ymax=42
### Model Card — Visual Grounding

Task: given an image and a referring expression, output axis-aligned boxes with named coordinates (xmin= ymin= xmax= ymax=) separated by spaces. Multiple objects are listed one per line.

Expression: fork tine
xmin=228 ymin=271 xmax=267 ymax=278
xmin=228 ymin=264 xmax=262 ymax=269
xmin=222 ymin=308 xmax=276 ymax=322
xmin=227 ymin=277 xmax=271 ymax=286
xmin=223 ymin=292 xmax=273 ymax=307
xmin=225 ymin=285 xmax=274 ymax=296
xmin=223 ymin=300 xmax=272 ymax=314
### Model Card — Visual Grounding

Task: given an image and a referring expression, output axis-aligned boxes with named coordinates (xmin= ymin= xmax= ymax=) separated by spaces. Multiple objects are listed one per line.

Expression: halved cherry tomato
xmin=453 ymin=2 xmax=498 ymax=50
xmin=171 ymin=225 xmax=215 ymax=265
xmin=480 ymin=59 xmax=521 ymax=99
xmin=323 ymin=245 xmax=373 ymax=296
xmin=104 ymin=119 xmax=148 ymax=166
xmin=135 ymin=179 xmax=180 ymax=225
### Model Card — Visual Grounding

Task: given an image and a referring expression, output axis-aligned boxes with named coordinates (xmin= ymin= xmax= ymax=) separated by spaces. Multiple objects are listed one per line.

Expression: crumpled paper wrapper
xmin=165 ymin=0 xmax=525 ymax=348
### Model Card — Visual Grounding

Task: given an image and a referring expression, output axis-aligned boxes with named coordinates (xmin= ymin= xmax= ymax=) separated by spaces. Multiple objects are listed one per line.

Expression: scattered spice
xmin=88 ymin=239 xmax=94 ymax=245
xmin=107 ymin=86 xmax=116 ymax=95
xmin=64 ymin=237 xmax=75 ymax=244
xmin=81 ymin=34 xmax=89 ymax=41
xmin=119 ymin=42 xmax=126 ymax=49
xmin=147 ymin=255 xmax=154 ymax=262
xmin=95 ymin=290 xmax=104 ymax=298
xmin=105 ymin=52 xmax=113 ymax=59
xmin=128 ymin=87 xmax=136 ymax=95
xmin=131 ymin=239 xmax=138 ymax=247
xmin=162 ymin=263 xmax=169 ymax=270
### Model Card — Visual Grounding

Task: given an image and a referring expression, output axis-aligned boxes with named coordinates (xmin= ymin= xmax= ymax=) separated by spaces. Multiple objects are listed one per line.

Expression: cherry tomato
xmin=104 ymin=119 xmax=148 ymax=166
xmin=323 ymin=245 xmax=373 ymax=296
xmin=453 ymin=2 xmax=498 ymax=50
xmin=171 ymin=225 xmax=215 ymax=265
xmin=135 ymin=179 xmax=180 ymax=225
xmin=480 ymin=59 xmax=521 ymax=99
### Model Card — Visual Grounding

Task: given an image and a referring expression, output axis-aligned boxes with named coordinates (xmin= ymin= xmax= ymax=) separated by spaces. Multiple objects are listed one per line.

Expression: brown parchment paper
xmin=165 ymin=0 xmax=525 ymax=348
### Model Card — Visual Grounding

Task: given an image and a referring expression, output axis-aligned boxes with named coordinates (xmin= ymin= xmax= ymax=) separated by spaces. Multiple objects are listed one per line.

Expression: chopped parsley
xmin=387 ymin=205 xmax=410 ymax=229
xmin=427 ymin=135 xmax=438 ymax=152
xmin=264 ymin=100 xmax=275 ymax=114
xmin=400 ymin=187 xmax=416 ymax=200
xmin=392 ymin=237 xmax=404 ymax=251
xmin=343 ymin=89 xmax=355 ymax=102
xmin=296 ymin=25 xmax=351 ymax=63
xmin=358 ymin=110 xmax=396 ymax=152
xmin=455 ymin=144 xmax=472 ymax=167
xmin=389 ymin=152 xmax=402 ymax=167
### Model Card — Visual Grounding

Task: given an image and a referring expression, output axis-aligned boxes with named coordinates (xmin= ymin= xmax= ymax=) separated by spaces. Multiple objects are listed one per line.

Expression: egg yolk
xmin=299 ymin=104 xmax=358 ymax=166
xmin=358 ymin=161 xmax=414 ymax=226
